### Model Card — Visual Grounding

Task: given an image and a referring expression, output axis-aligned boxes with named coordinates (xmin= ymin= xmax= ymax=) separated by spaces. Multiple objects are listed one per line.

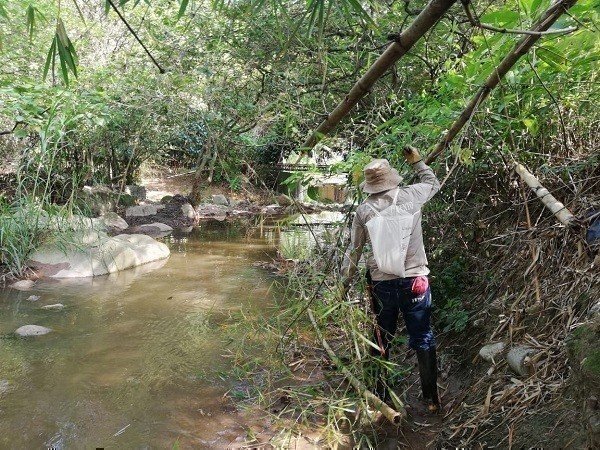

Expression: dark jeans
xmin=370 ymin=276 xmax=435 ymax=356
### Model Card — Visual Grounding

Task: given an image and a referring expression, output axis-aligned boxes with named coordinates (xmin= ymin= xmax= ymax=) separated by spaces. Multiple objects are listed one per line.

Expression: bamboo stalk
xmin=301 ymin=0 xmax=458 ymax=152
xmin=307 ymin=309 xmax=405 ymax=424
xmin=515 ymin=163 xmax=576 ymax=227
xmin=425 ymin=0 xmax=578 ymax=164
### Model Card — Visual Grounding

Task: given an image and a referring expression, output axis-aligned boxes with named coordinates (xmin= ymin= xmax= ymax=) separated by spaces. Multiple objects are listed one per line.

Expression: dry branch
xmin=301 ymin=0 xmax=458 ymax=152
xmin=425 ymin=0 xmax=578 ymax=164
xmin=307 ymin=309 xmax=405 ymax=424
xmin=514 ymin=163 xmax=577 ymax=227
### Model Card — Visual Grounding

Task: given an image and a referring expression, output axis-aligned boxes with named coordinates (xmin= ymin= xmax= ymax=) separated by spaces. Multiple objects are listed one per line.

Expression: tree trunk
xmin=514 ymin=163 xmax=577 ymax=227
xmin=301 ymin=0 xmax=458 ymax=152
xmin=425 ymin=0 xmax=578 ymax=164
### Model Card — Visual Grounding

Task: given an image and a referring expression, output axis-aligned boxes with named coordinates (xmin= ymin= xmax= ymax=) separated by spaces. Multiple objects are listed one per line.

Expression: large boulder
xmin=27 ymin=232 xmax=170 ymax=278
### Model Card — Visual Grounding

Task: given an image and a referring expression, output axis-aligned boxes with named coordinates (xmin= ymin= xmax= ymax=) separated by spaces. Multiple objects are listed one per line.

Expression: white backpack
xmin=365 ymin=188 xmax=417 ymax=277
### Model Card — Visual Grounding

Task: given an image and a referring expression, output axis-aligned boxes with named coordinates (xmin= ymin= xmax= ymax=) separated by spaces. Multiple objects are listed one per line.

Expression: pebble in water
xmin=15 ymin=325 xmax=52 ymax=337
xmin=41 ymin=304 xmax=65 ymax=311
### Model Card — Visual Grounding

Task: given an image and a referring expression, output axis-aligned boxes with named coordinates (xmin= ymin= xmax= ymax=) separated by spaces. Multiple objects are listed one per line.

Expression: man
xmin=341 ymin=146 xmax=441 ymax=411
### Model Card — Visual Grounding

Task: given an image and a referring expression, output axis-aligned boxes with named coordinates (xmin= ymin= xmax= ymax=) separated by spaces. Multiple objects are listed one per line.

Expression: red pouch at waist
xmin=411 ymin=276 xmax=429 ymax=295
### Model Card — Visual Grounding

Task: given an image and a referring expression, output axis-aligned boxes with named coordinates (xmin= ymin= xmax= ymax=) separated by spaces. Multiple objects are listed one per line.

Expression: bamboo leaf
xmin=480 ymin=10 xmax=520 ymax=26
xmin=56 ymin=36 xmax=71 ymax=85
xmin=26 ymin=5 xmax=35 ymax=38
xmin=0 ymin=3 xmax=8 ymax=20
xmin=56 ymin=18 xmax=69 ymax=47
xmin=355 ymin=331 xmax=382 ymax=352
xmin=71 ymin=0 xmax=87 ymax=24
xmin=177 ymin=0 xmax=189 ymax=19
xmin=42 ymin=36 xmax=57 ymax=81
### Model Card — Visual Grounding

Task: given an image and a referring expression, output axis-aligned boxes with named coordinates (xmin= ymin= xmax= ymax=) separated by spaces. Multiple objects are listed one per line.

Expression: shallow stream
xmin=0 ymin=221 xmax=284 ymax=448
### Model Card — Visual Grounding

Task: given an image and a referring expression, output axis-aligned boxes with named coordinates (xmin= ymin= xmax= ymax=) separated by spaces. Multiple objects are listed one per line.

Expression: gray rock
xmin=589 ymin=300 xmax=600 ymax=318
xmin=99 ymin=212 xmax=128 ymax=231
xmin=10 ymin=280 xmax=34 ymax=290
xmin=26 ymin=295 xmax=41 ymax=302
xmin=507 ymin=346 xmax=536 ymax=376
xmin=211 ymin=194 xmax=229 ymax=206
xmin=138 ymin=222 xmax=173 ymax=232
xmin=125 ymin=185 xmax=147 ymax=201
xmin=0 ymin=380 xmax=9 ymax=395
xmin=181 ymin=203 xmax=196 ymax=219
xmin=15 ymin=325 xmax=52 ymax=337
xmin=479 ymin=342 xmax=506 ymax=362
xmin=276 ymin=194 xmax=293 ymax=207
xmin=80 ymin=185 xmax=135 ymax=215
xmin=41 ymin=303 xmax=65 ymax=310
xmin=28 ymin=233 xmax=170 ymax=278
xmin=136 ymin=222 xmax=174 ymax=237
xmin=125 ymin=204 xmax=161 ymax=218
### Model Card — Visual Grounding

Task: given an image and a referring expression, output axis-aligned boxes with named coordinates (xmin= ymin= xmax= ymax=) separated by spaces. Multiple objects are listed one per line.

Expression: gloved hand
xmin=403 ymin=145 xmax=422 ymax=165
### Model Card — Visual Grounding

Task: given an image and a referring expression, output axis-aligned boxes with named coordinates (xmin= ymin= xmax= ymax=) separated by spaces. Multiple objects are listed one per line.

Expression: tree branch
xmin=106 ymin=0 xmax=165 ymax=74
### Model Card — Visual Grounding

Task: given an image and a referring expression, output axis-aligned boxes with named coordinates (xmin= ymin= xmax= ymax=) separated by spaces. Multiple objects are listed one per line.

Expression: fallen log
xmin=307 ymin=308 xmax=405 ymax=424
xmin=514 ymin=163 xmax=577 ymax=227
xmin=301 ymin=0 xmax=458 ymax=152
xmin=425 ymin=0 xmax=578 ymax=164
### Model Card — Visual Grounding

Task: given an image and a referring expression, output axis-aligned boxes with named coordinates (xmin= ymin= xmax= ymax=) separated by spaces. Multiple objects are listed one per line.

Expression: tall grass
xmin=0 ymin=103 xmax=85 ymax=281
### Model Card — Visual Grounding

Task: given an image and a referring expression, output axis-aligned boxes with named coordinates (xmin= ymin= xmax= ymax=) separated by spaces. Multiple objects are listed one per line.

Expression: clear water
xmin=0 ymin=222 xmax=280 ymax=449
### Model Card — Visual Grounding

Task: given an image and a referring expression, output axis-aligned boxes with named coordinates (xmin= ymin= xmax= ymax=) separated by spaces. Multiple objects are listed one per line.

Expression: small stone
xmin=0 ymin=380 xmax=9 ymax=395
xmin=479 ymin=342 xmax=506 ymax=362
xmin=589 ymin=300 xmax=600 ymax=317
xmin=507 ymin=346 xmax=536 ymax=376
xmin=41 ymin=303 xmax=65 ymax=311
xmin=276 ymin=194 xmax=293 ymax=207
xmin=125 ymin=185 xmax=147 ymax=201
xmin=26 ymin=295 xmax=41 ymax=302
xmin=181 ymin=203 xmax=196 ymax=219
xmin=138 ymin=222 xmax=173 ymax=232
xmin=211 ymin=194 xmax=229 ymax=206
xmin=15 ymin=325 xmax=52 ymax=337
xmin=10 ymin=280 xmax=34 ymax=290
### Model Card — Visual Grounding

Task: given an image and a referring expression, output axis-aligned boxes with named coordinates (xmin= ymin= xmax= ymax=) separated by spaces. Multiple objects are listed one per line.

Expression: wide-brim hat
xmin=359 ymin=159 xmax=403 ymax=194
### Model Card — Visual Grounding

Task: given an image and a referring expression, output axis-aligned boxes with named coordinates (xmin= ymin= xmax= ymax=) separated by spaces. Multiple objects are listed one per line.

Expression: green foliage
xmin=431 ymin=256 xmax=471 ymax=333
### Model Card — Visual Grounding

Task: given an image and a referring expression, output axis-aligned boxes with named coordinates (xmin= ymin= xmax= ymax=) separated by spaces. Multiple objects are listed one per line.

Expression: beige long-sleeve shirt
xmin=341 ymin=161 xmax=440 ymax=281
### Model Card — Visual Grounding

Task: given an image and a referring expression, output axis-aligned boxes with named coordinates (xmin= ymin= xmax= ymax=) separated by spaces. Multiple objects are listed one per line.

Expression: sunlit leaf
xmin=480 ymin=10 xmax=520 ymax=26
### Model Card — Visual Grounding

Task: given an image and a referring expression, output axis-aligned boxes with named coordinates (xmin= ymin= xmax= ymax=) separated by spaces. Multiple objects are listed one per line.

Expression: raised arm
xmin=403 ymin=146 xmax=440 ymax=205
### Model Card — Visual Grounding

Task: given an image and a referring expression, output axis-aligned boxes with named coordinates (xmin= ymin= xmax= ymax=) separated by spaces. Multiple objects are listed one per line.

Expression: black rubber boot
xmin=416 ymin=347 xmax=440 ymax=412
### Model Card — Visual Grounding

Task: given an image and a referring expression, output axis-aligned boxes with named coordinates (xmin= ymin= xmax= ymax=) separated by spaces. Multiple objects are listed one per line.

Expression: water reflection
xmin=0 ymin=222 xmax=278 ymax=449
